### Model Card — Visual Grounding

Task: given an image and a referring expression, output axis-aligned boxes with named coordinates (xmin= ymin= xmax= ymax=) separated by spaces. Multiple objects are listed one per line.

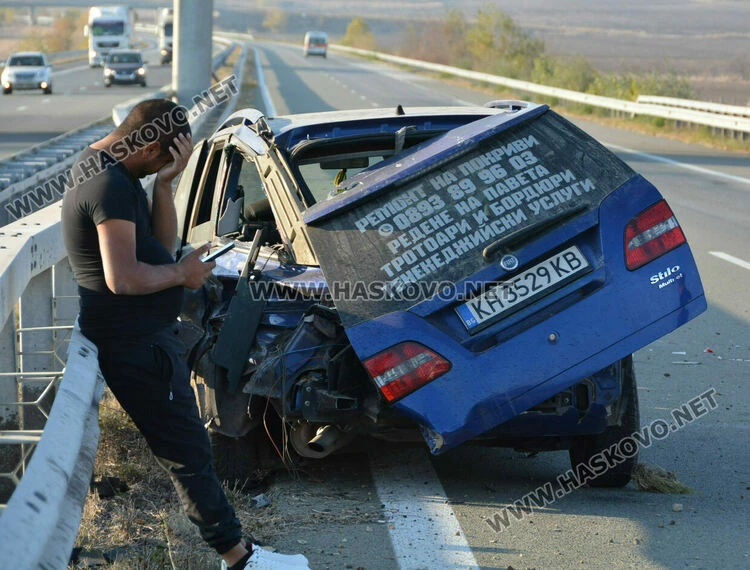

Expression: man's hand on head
xmin=156 ymin=133 xmax=193 ymax=186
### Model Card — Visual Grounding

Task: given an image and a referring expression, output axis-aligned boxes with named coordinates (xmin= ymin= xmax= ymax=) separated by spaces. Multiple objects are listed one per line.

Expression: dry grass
xmin=631 ymin=463 xmax=694 ymax=494
xmin=73 ymin=390 xmax=381 ymax=569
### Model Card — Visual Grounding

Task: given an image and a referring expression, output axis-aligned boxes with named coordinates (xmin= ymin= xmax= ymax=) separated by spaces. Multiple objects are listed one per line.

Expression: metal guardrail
xmin=0 ymin=120 xmax=115 ymax=225
xmin=0 ymin=323 xmax=104 ymax=569
xmin=330 ymin=44 xmax=750 ymax=136
xmin=636 ymin=95 xmax=750 ymax=118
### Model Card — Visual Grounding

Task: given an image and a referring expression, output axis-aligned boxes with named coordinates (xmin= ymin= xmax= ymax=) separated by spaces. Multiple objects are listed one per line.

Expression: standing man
xmin=61 ymin=99 xmax=310 ymax=570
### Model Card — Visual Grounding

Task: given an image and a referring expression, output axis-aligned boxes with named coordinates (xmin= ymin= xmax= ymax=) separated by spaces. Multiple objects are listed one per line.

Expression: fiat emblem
xmin=499 ymin=254 xmax=519 ymax=271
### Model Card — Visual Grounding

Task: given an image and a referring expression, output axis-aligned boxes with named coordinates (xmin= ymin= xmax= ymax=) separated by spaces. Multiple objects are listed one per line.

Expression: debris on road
xmin=631 ymin=463 xmax=693 ymax=494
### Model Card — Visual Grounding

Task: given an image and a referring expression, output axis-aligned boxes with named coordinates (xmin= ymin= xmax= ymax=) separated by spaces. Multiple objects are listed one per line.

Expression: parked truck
xmin=84 ymin=6 xmax=133 ymax=67
xmin=157 ymin=7 xmax=174 ymax=65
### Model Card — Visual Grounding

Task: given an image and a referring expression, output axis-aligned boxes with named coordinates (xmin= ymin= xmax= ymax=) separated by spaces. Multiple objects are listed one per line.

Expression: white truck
xmin=84 ymin=6 xmax=133 ymax=67
xmin=157 ymin=7 xmax=174 ymax=65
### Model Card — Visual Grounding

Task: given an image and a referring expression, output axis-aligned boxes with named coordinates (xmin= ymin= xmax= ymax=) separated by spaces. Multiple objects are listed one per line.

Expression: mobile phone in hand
xmin=200 ymin=241 xmax=235 ymax=263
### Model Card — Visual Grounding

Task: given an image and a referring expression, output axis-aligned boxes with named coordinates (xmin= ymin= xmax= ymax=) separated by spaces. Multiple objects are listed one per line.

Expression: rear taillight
xmin=624 ymin=200 xmax=686 ymax=270
xmin=363 ymin=342 xmax=451 ymax=403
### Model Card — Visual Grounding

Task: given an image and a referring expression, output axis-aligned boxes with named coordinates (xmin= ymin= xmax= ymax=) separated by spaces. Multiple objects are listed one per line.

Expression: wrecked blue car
xmin=174 ymin=101 xmax=706 ymax=487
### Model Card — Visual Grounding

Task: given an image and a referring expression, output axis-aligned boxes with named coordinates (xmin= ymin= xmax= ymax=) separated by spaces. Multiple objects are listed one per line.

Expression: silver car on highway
xmin=1 ymin=51 xmax=53 ymax=95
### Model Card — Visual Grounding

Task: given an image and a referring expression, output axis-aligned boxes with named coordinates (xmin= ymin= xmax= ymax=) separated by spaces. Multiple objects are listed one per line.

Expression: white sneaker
xmin=221 ymin=544 xmax=311 ymax=569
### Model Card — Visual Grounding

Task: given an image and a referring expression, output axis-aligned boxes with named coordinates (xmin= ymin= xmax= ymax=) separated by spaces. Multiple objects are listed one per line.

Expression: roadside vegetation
xmin=339 ymin=7 xmax=748 ymax=153
xmin=344 ymin=7 xmax=694 ymax=101
xmin=0 ymin=8 xmax=87 ymax=56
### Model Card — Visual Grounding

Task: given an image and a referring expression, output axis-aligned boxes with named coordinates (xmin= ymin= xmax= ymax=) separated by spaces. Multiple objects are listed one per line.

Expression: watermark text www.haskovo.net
xmin=2 ymin=75 xmax=239 ymax=223
xmin=484 ymin=387 xmax=718 ymax=533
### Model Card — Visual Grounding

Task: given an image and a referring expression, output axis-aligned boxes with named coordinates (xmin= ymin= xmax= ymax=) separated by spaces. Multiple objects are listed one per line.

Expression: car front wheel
xmin=568 ymin=355 xmax=639 ymax=487
xmin=2 ymin=86 xmax=11 ymax=95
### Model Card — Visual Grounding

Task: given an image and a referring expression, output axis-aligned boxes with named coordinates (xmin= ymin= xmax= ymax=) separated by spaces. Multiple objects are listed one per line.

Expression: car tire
xmin=141 ymin=80 xmax=147 ymax=88
xmin=568 ymin=355 xmax=639 ymax=488
xmin=104 ymin=81 xmax=111 ymax=88
xmin=2 ymin=86 xmax=11 ymax=95
xmin=43 ymin=85 xmax=52 ymax=95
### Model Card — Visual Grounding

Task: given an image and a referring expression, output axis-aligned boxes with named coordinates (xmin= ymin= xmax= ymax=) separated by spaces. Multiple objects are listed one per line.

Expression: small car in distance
xmin=1 ymin=51 xmax=52 ymax=95
xmin=103 ymin=49 xmax=147 ymax=88
xmin=303 ymin=31 xmax=328 ymax=57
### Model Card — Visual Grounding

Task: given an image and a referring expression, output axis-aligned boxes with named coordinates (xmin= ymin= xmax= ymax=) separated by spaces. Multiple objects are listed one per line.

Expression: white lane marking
xmin=605 ymin=143 xmax=750 ymax=187
xmin=709 ymin=251 xmax=750 ymax=271
xmin=371 ymin=447 xmax=480 ymax=570
xmin=16 ymin=105 xmax=27 ymax=111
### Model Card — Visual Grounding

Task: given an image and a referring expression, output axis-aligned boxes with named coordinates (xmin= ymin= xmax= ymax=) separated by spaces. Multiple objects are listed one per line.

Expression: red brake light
xmin=363 ymin=342 xmax=451 ymax=403
xmin=624 ymin=200 xmax=686 ymax=270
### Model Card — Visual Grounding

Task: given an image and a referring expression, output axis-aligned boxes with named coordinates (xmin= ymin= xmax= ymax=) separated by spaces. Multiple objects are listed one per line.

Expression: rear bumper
xmin=357 ymin=291 xmax=705 ymax=453
xmin=341 ymin=174 xmax=707 ymax=453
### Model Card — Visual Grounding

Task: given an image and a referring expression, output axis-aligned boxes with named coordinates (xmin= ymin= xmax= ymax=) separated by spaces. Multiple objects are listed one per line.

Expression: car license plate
xmin=455 ymin=245 xmax=590 ymax=331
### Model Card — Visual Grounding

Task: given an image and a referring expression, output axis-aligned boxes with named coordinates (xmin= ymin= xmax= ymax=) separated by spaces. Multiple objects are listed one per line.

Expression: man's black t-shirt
xmin=61 ymin=146 xmax=183 ymax=340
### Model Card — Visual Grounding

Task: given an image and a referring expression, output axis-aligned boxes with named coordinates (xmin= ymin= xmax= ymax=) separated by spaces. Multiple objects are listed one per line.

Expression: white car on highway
xmin=1 ymin=51 xmax=53 ymax=95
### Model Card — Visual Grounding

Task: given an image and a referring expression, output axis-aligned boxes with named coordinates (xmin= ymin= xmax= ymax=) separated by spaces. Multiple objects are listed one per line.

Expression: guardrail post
xmin=0 ymin=314 xmax=17 ymax=426
xmin=53 ymin=260 xmax=78 ymax=364
xmin=18 ymin=269 xmax=55 ymax=432
xmin=0 ymin=309 xmax=19 ymax=503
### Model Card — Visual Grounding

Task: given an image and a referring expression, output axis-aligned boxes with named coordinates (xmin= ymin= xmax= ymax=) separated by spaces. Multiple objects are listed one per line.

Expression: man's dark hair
xmin=114 ymin=98 xmax=191 ymax=156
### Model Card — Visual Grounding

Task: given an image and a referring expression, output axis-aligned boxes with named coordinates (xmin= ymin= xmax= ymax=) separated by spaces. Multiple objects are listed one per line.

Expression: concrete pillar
xmin=173 ymin=0 xmax=214 ymax=105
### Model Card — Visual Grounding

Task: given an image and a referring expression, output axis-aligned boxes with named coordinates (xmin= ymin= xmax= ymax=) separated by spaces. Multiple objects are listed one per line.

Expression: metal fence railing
xmin=331 ymin=44 xmax=750 ymax=137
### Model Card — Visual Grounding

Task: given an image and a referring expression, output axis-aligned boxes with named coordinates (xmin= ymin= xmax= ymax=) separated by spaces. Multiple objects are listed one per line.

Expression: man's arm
xmin=151 ymin=176 xmax=178 ymax=253
xmin=151 ymin=133 xmax=192 ymax=253
xmin=98 ymin=218 xmax=213 ymax=295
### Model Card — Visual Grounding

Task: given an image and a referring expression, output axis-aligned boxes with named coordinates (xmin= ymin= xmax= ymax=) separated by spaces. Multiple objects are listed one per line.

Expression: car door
xmin=174 ymin=139 xmax=208 ymax=254
xmin=176 ymin=138 xmax=230 ymax=251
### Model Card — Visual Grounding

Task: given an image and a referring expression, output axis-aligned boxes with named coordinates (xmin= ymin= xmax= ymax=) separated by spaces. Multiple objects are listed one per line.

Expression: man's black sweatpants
xmin=93 ymin=323 xmax=243 ymax=555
